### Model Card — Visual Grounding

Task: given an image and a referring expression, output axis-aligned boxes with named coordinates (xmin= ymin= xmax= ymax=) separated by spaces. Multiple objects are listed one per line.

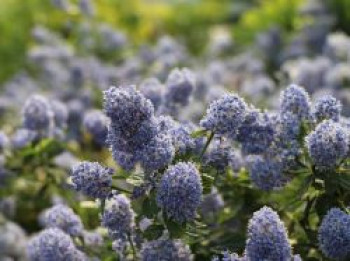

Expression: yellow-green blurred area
xmin=0 ymin=0 xmax=350 ymax=83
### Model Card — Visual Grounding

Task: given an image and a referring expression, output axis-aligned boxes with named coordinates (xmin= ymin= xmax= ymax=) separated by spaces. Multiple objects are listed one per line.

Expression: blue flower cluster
xmin=104 ymin=86 xmax=175 ymax=171
xmin=246 ymin=155 xmax=289 ymax=191
xmin=164 ymin=68 xmax=196 ymax=106
xmin=21 ymin=95 xmax=69 ymax=141
xmin=313 ymin=95 xmax=342 ymax=122
xmin=71 ymin=161 xmax=114 ymax=199
xmin=306 ymin=120 xmax=348 ymax=170
xmin=41 ymin=204 xmax=84 ymax=236
xmin=139 ymin=77 xmax=164 ymax=111
xmin=318 ymin=208 xmax=350 ymax=259
xmin=140 ymin=238 xmax=193 ymax=261
xmin=280 ymin=84 xmax=311 ymax=120
xmin=22 ymin=95 xmax=54 ymax=134
xmin=27 ymin=228 xmax=85 ymax=261
xmin=157 ymin=162 xmax=202 ymax=223
xmin=101 ymin=194 xmax=135 ymax=240
xmin=200 ymin=94 xmax=248 ymax=137
xmin=204 ymin=139 xmax=236 ymax=173
xmin=245 ymin=206 xmax=292 ymax=261
xmin=83 ymin=109 xmax=109 ymax=146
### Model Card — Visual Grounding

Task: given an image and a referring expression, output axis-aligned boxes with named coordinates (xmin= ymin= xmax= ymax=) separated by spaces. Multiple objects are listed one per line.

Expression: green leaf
xmin=163 ymin=214 xmax=186 ymax=239
xmin=202 ymin=172 xmax=214 ymax=194
xmin=126 ymin=172 xmax=144 ymax=186
xmin=143 ymin=224 xmax=164 ymax=240
xmin=336 ymin=174 xmax=350 ymax=190
xmin=190 ymin=129 xmax=207 ymax=138
xmin=142 ymin=196 xmax=159 ymax=218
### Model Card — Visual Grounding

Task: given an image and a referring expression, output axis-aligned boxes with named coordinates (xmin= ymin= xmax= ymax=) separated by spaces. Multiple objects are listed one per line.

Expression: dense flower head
xmin=101 ymin=194 xmax=135 ymax=240
xmin=109 ymin=146 xmax=138 ymax=171
xmin=83 ymin=110 xmax=109 ymax=146
xmin=204 ymin=140 xmax=234 ymax=173
xmin=139 ymin=133 xmax=175 ymax=172
xmin=164 ymin=68 xmax=196 ymax=106
xmin=139 ymin=77 xmax=164 ymax=110
xmin=236 ymin=109 xmax=275 ymax=154
xmin=245 ymin=206 xmax=292 ymax=261
xmin=140 ymin=238 xmax=193 ymax=261
xmin=200 ymin=187 xmax=224 ymax=216
xmin=103 ymin=85 xmax=154 ymax=132
xmin=22 ymin=95 xmax=54 ymax=132
xmin=280 ymin=84 xmax=311 ymax=120
xmin=27 ymin=228 xmax=80 ymax=261
xmin=246 ymin=155 xmax=289 ymax=191
xmin=83 ymin=231 xmax=104 ymax=247
xmin=318 ymin=208 xmax=350 ymax=259
xmin=200 ymin=94 xmax=248 ymax=136
xmin=11 ymin=128 xmax=37 ymax=149
xmin=42 ymin=204 xmax=84 ymax=236
xmin=0 ymin=221 xmax=27 ymax=259
xmin=306 ymin=120 xmax=348 ymax=170
xmin=313 ymin=95 xmax=342 ymax=122
xmin=157 ymin=162 xmax=202 ymax=223
xmin=169 ymin=122 xmax=197 ymax=154
xmin=108 ymin=119 xmax=158 ymax=153
xmin=277 ymin=111 xmax=301 ymax=141
xmin=51 ymin=99 xmax=68 ymax=128
xmin=71 ymin=161 xmax=114 ymax=199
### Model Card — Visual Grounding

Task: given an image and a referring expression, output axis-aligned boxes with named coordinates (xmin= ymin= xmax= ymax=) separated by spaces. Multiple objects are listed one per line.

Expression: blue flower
xmin=0 ymin=221 xmax=27 ymax=259
xmin=11 ymin=128 xmax=37 ymax=149
xmin=200 ymin=94 xmax=248 ymax=137
xmin=42 ymin=204 xmax=84 ymax=236
xmin=83 ymin=110 xmax=109 ymax=146
xmin=280 ymin=84 xmax=311 ymax=120
xmin=139 ymin=133 xmax=175 ymax=172
xmin=200 ymin=187 xmax=224 ymax=217
xmin=71 ymin=161 xmax=113 ymax=199
xmin=236 ymin=108 xmax=275 ymax=154
xmin=306 ymin=120 xmax=348 ymax=171
xmin=22 ymin=95 xmax=54 ymax=132
xmin=101 ymin=194 xmax=135 ymax=240
xmin=139 ymin=78 xmax=164 ymax=111
xmin=246 ymin=155 xmax=289 ymax=191
xmin=83 ymin=230 xmax=103 ymax=247
xmin=157 ymin=162 xmax=202 ymax=223
xmin=245 ymin=206 xmax=292 ymax=261
xmin=204 ymin=140 xmax=234 ymax=173
xmin=313 ymin=95 xmax=342 ymax=122
xmin=27 ymin=228 xmax=79 ymax=261
xmin=164 ymin=68 xmax=196 ymax=107
xmin=140 ymin=238 xmax=193 ymax=261
xmin=51 ymin=100 xmax=68 ymax=129
xmin=103 ymin=86 xmax=154 ymax=131
xmin=318 ymin=208 xmax=350 ymax=259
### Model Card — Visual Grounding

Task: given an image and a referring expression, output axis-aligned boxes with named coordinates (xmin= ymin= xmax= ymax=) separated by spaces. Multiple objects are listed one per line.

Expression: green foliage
xmin=233 ymin=0 xmax=303 ymax=44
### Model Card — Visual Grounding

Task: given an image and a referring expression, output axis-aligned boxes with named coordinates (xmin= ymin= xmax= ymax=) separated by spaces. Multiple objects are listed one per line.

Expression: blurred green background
xmin=0 ymin=0 xmax=349 ymax=83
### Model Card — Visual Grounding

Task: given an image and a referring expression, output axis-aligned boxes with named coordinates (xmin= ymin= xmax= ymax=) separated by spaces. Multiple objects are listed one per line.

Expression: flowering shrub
xmin=1 ymin=1 xmax=350 ymax=260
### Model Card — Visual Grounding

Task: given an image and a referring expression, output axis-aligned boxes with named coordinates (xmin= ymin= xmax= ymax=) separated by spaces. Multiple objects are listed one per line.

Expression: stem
xmin=128 ymin=233 xmax=136 ymax=261
xmin=111 ymin=185 xmax=132 ymax=194
xmin=300 ymin=196 xmax=316 ymax=241
xmin=200 ymin=131 xmax=215 ymax=159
